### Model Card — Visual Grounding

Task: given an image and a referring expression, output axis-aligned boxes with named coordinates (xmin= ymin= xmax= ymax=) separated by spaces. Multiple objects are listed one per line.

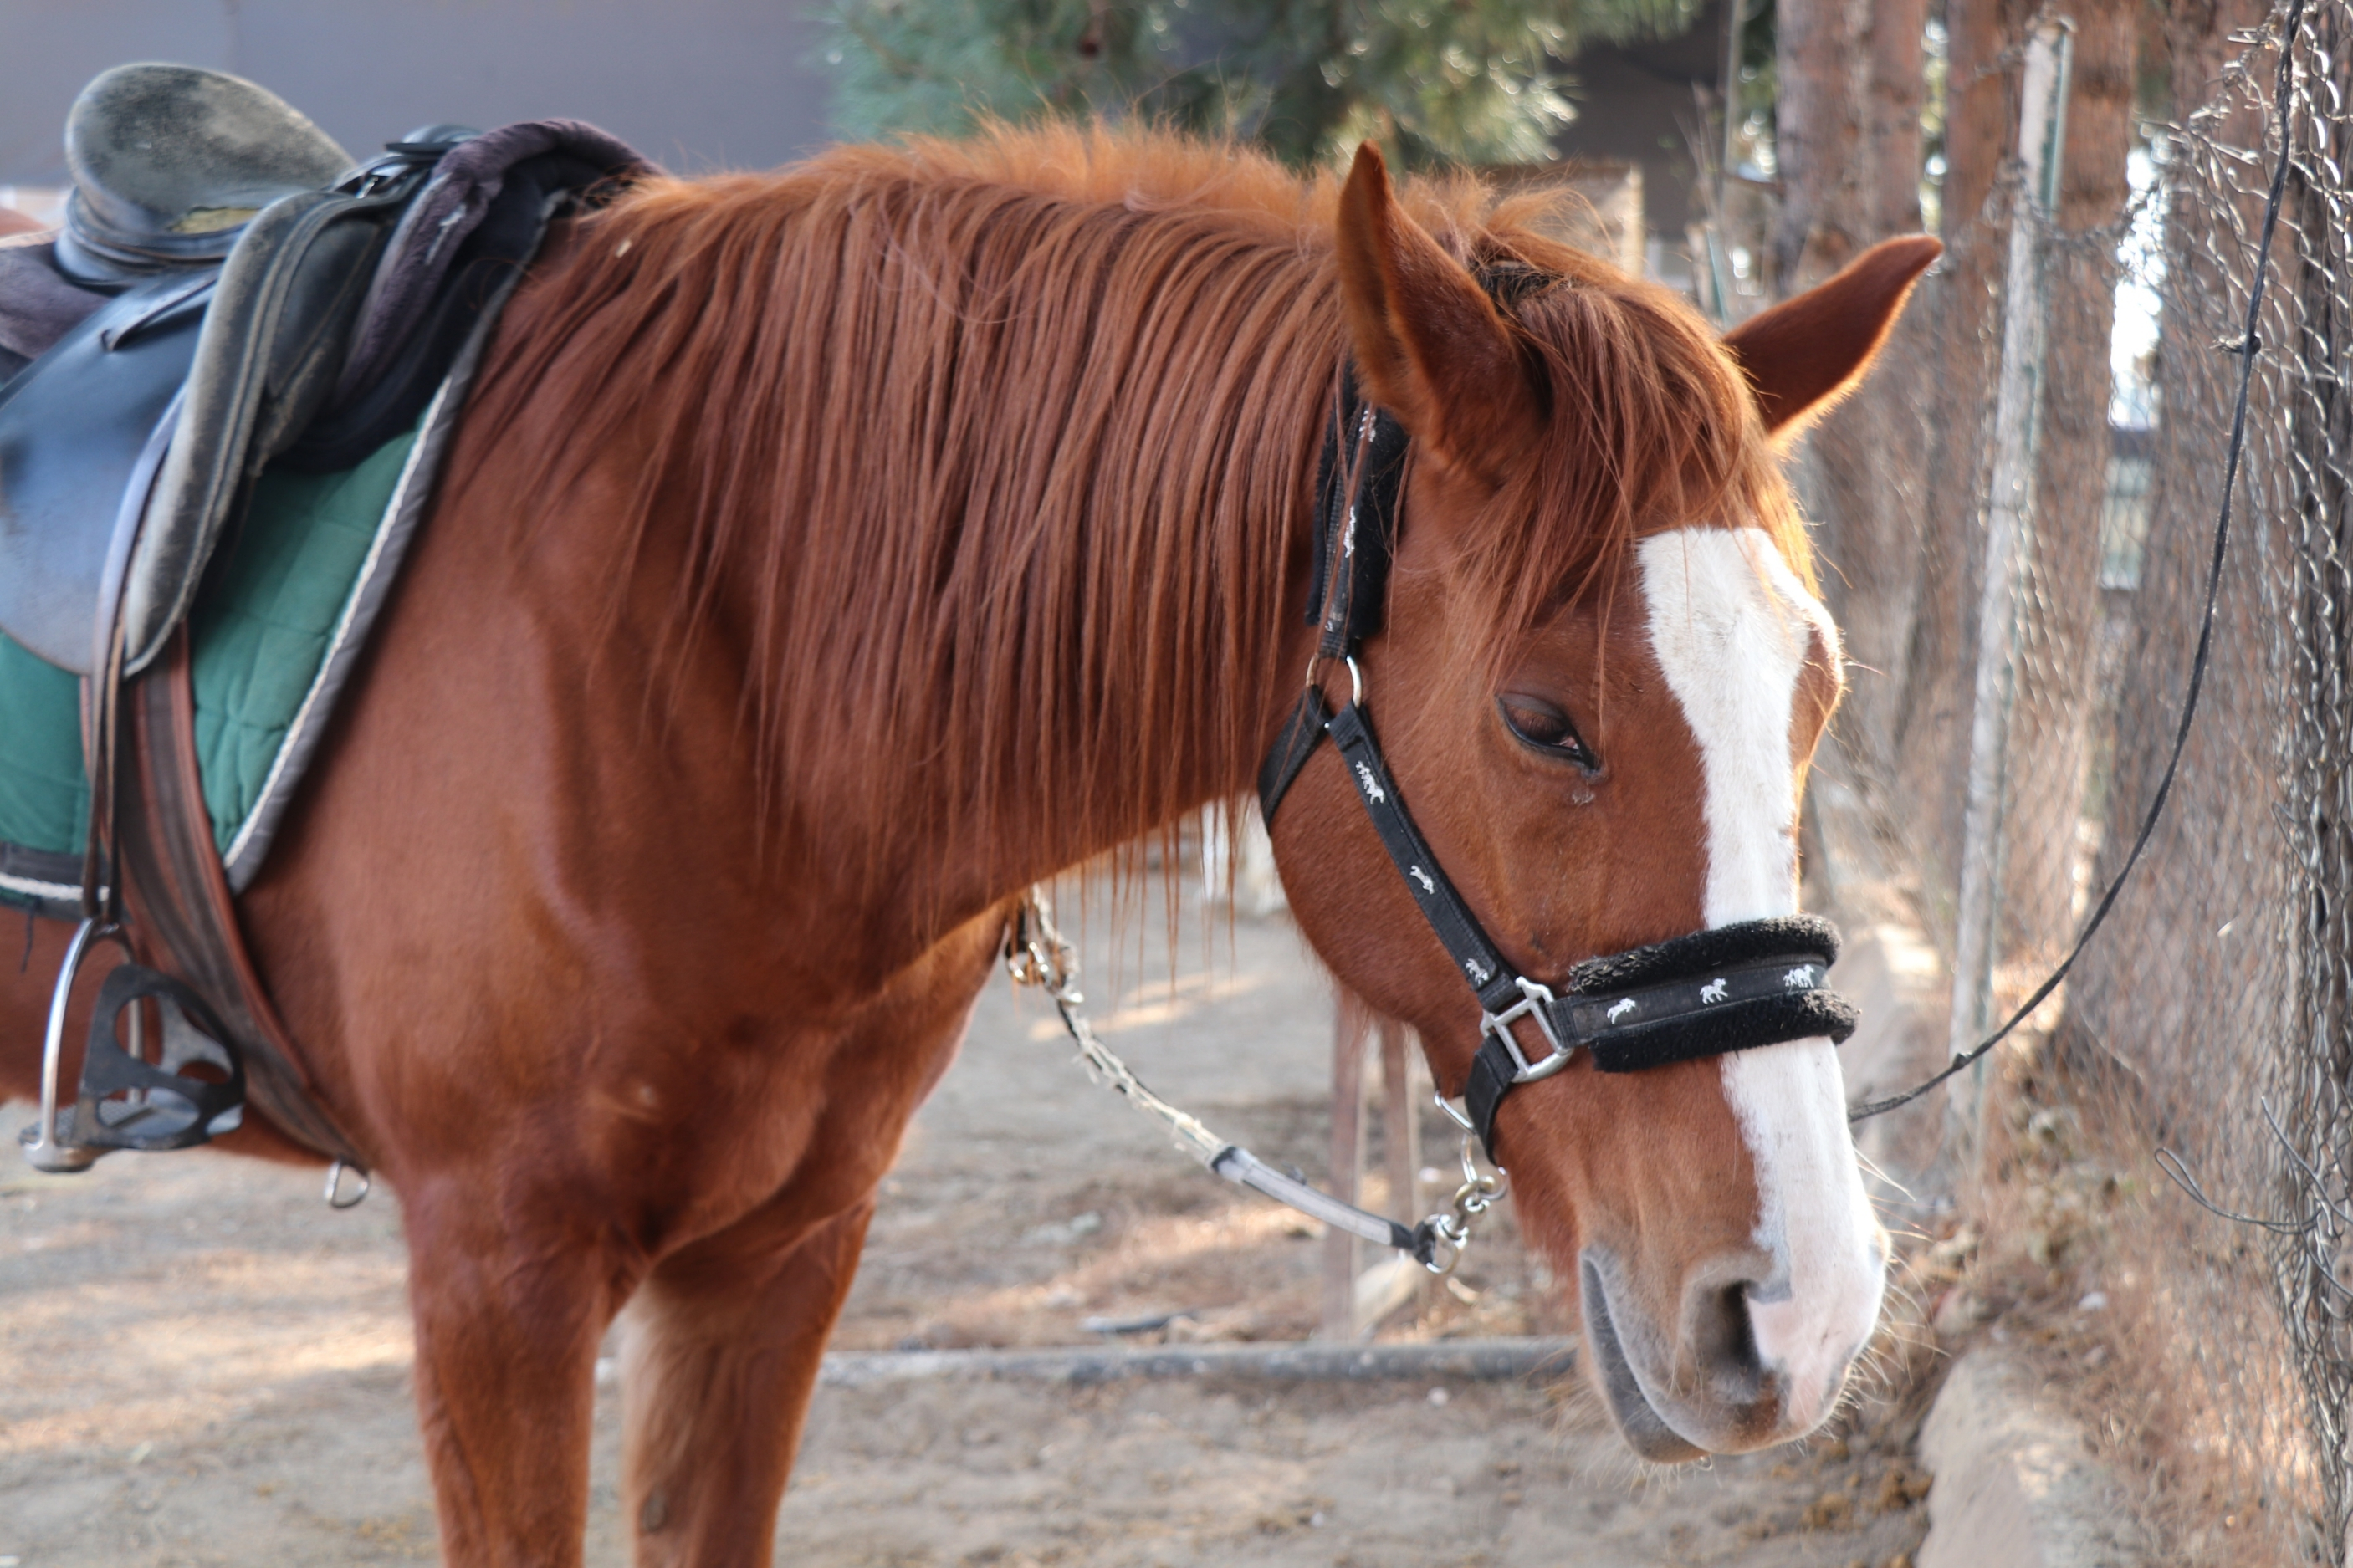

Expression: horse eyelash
xmin=1498 ymin=696 xmax=1599 ymax=769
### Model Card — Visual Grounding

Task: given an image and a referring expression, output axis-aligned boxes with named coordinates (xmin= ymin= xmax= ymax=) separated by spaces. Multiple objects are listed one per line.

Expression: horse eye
xmin=1498 ymin=694 xmax=1596 ymax=768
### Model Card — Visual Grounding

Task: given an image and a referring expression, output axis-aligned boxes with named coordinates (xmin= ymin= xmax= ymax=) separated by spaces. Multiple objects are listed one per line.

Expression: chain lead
xmin=1004 ymin=889 xmax=1225 ymax=1167
xmin=1006 ymin=886 xmax=1500 ymax=1272
xmin=1414 ymin=1119 xmax=1508 ymax=1274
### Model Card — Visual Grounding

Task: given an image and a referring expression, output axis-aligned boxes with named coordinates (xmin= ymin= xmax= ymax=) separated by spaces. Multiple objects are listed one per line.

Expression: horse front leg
xmin=402 ymin=1175 xmax=631 ymax=1568
xmin=618 ymin=1193 xmax=877 ymax=1568
xmin=611 ymin=921 xmax=995 ymax=1566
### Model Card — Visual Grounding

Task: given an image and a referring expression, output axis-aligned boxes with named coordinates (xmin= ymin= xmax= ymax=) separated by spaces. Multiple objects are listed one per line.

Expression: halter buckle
xmin=1479 ymin=976 xmax=1573 ymax=1082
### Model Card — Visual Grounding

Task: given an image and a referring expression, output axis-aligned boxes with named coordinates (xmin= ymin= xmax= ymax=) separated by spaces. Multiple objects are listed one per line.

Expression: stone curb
xmin=819 ymin=1335 xmax=1578 ymax=1389
xmin=1917 ymin=1348 xmax=2150 ymax=1568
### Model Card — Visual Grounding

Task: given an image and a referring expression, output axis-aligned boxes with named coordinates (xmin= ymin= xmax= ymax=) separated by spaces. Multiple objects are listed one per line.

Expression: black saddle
xmin=0 ymin=67 xmax=469 ymax=677
xmin=3 ymin=71 xmax=651 ymax=1172
xmin=0 ymin=158 xmax=445 ymax=675
xmin=0 ymin=65 xmax=647 ymax=685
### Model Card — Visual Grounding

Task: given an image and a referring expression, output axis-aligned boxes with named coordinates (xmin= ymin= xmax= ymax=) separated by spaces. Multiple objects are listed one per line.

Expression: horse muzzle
xmin=1578 ymin=1234 xmax=1881 ymax=1459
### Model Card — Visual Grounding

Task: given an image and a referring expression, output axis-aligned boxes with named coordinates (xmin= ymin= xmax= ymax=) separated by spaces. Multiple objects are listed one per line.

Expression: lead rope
xmin=1005 ymin=888 xmax=1505 ymax=1274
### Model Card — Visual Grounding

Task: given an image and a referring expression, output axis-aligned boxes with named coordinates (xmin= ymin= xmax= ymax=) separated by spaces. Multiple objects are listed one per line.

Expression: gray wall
xmin=1 ymin=2 xmax=837 ymax=185
xmin=1552 ymin=0 xmax=1723 ymax=243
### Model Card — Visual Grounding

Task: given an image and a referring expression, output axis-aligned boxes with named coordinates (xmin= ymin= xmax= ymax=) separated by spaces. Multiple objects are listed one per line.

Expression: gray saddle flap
xmin=122 ymin=187 xmax=397 ymax=675
xmin=0 ymin=181 xmax=402 ymax=677
xmin=0 ymin=273 xmax=212 ymax=672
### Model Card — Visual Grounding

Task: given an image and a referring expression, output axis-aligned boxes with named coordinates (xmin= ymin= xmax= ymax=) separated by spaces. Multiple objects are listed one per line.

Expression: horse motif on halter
xmin=1700 ymin=978 xmax=1729 ymax=1004
xmin=1784 ymin=964 xmax=1818 ymax=989
xmin=1353 ymin=761 xmax=1385 ymax=802
xmin=1607 ymin=998 xmax=1637 ymax=1024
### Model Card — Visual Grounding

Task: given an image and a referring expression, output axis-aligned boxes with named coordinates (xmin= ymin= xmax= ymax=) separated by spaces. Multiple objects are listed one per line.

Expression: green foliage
xmin=821 ymin=0 xmax=1701 ymax=170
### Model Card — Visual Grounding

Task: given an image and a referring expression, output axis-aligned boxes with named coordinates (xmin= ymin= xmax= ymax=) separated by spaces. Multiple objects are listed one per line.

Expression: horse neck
xmin=713 ymin=215 xmax=1343 ymax=944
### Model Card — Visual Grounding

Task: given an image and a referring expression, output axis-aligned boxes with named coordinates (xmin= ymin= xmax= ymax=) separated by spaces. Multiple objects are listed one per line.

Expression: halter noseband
xmin=1256 ymin=370 xmax=1859 ymax=1165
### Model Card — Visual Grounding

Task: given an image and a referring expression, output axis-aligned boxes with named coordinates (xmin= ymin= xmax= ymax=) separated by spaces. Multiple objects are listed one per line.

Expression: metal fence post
xmin=1948 ymin=15 xmax=2074 ymax=1147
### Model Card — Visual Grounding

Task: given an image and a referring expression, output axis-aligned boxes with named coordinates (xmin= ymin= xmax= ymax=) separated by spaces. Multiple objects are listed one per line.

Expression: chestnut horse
xmin=3 ymin=127 xmax=1936 ymax=1565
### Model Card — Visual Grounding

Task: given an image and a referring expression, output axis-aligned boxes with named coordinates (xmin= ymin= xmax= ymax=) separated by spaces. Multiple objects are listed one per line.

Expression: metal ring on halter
xmin=1409 ymin=1101 xmax=1511 ymax=1274
xmin=1302 ymin=652 xmax=1363 ymax=707
xmin=1455 ymin=1135 xmax=1507 ymax=1207
xmin=18 ymin=918 xmax=139 ymax=1174
xmin=324 ymin=1161 xmax=371 ymax=1208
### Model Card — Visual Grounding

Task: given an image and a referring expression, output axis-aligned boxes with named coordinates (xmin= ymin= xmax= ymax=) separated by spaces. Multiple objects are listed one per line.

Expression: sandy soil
xmin=0 ymin=883 xmax=1932 ymax=1565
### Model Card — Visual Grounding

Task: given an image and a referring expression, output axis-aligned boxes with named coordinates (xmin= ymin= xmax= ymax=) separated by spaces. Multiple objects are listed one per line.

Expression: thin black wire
xmin=1850 ymin=0 xmax=2310 ymax=1123
xmin=2156 ymin=1145 xmax=2310 ymax=1234
xmin=2155 ymin=1099 xmax=2353 ymax=1292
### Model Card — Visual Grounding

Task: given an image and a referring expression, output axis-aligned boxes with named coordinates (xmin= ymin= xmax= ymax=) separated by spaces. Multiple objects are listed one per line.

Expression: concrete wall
xmin=0 ymin=1 xmax=836 ymax=185
xmin=1552 ymin=0 xmax=1722 ymax=247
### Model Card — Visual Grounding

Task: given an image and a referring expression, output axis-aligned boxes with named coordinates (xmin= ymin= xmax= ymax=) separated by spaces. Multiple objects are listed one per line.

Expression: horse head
xmin=1271 ymin=146 xmax=1938 ymax=1459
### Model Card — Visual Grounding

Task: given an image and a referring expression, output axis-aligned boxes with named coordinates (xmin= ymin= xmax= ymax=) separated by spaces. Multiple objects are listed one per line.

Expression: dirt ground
xmin=0 ymin=881 xmax=1933 ymax=1565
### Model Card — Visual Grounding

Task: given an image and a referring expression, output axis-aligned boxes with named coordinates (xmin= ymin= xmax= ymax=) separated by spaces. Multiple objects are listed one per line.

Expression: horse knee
xmin=619 ymin=1200 xmax=876 ymax=1565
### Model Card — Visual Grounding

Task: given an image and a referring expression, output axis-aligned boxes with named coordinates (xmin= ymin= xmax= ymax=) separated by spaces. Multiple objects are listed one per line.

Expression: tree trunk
xmin=1771 ymin=0 xmax=1870 ymax=289
xmin=1890 ymin=0 xmax=2030 ymax=951
xmin=1783 ymin=0 xmax=1931 ymax=806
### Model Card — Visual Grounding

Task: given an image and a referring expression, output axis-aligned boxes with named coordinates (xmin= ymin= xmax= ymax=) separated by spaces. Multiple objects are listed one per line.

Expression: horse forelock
xmin=451 ymin=124 xmax=1797 ymax=909
xmin=1439 ymin=232 xmax=1812 ymax=687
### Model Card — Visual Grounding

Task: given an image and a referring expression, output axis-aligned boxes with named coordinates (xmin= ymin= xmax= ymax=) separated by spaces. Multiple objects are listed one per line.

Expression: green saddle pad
xmin=0 ymin=419 xmax=422 ymax=909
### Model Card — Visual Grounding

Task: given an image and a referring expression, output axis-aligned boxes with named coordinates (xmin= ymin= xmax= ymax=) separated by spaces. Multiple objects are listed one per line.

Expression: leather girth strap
xmin=119 ymin=628 xmax=364 ymax=1166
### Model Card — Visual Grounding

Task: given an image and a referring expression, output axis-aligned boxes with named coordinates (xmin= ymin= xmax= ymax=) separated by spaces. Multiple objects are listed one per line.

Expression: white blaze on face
xmin=1639 ymin=526 xmax=1884 ymax=1433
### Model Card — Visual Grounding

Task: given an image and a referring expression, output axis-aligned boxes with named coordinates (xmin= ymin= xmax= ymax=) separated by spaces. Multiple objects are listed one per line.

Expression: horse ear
xmin=1336 ymin=142 xmax=1540 ymax=478
xmin=1721 ymin=236 xmax=1942 ymax=438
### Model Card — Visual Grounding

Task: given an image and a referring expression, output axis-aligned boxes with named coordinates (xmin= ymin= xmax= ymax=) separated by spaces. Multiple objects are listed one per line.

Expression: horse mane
xmin=455 ymin=122 xmax=1802 ymax=903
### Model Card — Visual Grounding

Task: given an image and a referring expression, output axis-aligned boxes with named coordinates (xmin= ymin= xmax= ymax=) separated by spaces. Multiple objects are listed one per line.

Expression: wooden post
xmin=1379 ymin=1019 xmax=1425 ymax=1329
xmin=1320 ymin=998 xmax=1371 ymax=1339
xmin=1379 ymin=1019 xmax=1419 ymax=1229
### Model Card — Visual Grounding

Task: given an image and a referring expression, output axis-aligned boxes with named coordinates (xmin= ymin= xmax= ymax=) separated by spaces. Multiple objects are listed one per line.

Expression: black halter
xmin=1256 ymin=371 xmax=1859 ymax=1165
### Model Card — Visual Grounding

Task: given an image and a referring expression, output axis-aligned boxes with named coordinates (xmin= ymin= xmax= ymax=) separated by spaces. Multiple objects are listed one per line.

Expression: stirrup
xmin=18 ymin=918 xmax=246 ymax=1172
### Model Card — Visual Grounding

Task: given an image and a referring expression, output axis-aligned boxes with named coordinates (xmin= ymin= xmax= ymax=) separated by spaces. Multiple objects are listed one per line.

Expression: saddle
xmin=0 ymin=64 xmax=465 ymax=676
xmin=54 ymin=61 xmax=356 ymax=284
xmin=2 ymin=64 xmax=652 ymax=1174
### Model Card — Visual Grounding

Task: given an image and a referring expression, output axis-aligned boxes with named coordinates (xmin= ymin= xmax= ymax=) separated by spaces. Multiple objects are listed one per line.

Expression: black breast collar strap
xmin=1257 ymin=366 xmax=1860 ymax=1166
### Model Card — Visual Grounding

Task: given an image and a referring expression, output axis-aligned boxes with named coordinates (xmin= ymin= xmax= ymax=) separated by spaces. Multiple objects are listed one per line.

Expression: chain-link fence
xmin=1894 ymin=3 xmax=2353 ymax=1558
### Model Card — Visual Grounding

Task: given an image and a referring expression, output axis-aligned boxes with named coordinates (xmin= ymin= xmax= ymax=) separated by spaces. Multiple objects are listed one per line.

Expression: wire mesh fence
xmin=1927 ymin=3 xmax=2353 ymax=1557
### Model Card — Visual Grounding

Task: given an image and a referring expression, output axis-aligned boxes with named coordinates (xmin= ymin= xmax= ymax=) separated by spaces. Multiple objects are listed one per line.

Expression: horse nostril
xmin=1685 ymin=1275 xmax=1767 ymax=1404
